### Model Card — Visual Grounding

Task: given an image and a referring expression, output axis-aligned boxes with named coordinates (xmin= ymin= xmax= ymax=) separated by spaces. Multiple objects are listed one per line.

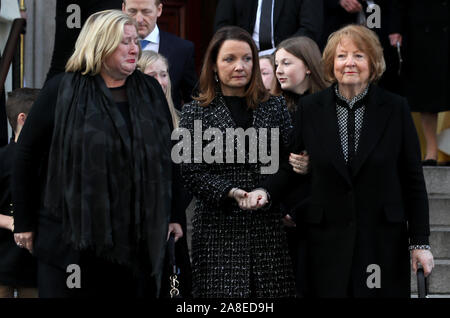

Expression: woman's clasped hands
xmin=229 ymin=188 xmax=270 ymax=211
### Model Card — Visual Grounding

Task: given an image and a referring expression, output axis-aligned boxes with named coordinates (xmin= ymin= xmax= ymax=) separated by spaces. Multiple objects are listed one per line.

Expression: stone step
xmin=429 ymin=227 xmax=450 ymax=259
xmin=411 ymin=294 xmax=450 ymax=298
xmin=429 ymin=199 xmax=450 ymax=226
xmin=411 ymin=259 xmax=450 ymax=294
xmin=423 ymin=167 xmax=450 ymax=197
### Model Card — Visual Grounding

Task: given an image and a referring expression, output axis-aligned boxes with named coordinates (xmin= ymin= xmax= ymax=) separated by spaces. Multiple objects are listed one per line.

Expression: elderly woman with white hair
xmin=11 ymin=10 xmax=176 ymax=298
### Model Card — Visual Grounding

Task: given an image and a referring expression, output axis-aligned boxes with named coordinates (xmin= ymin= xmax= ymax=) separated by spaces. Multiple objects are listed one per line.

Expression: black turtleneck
xmin=223 ymin=96 xmax=253 ymax=129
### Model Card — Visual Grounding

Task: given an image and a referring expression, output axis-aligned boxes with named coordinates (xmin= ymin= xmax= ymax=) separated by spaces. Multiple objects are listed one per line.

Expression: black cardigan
xmin=0 ymin=142 xmax=37 ymax=287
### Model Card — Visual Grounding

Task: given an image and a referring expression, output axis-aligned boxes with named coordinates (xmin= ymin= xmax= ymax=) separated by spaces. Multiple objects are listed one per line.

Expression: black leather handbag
xmin=167 ymin=234 xmax=182 ymax=298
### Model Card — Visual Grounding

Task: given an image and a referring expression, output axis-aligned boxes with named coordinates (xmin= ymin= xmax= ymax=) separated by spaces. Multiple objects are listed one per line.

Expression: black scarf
xmin=44 ymin=71 xmax=172 ymax=282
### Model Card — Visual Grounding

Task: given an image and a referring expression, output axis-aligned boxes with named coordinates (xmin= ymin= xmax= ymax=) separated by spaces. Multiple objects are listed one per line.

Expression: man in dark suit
xmin=213 ymin=0 xmax=323 ymax=55
xmin=123 ymin=0 xmax=197 ymax=110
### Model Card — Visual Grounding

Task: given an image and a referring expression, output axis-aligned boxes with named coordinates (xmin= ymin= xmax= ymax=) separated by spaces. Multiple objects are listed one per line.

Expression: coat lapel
xmin=208 ymin=96 xmax=236 ymax=131
xmin=158 ymin=31 xmax=168 ymax=56
xmin=351 ymin=85 xmax=393 ymax=177
xmin=249 ymin=0 xmax=259 ymax=30
xmin=311 ymin=88 xmax=352 ymax=186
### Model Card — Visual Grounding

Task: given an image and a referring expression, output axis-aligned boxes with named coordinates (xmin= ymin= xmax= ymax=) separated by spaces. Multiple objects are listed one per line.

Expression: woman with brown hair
xmin=275 ymin=36 xmax=329 ymax=112
xmin=273 ymin=36 xmax=329 ymax=296
xmin=179 ymin=26 xmax=295 ymax=298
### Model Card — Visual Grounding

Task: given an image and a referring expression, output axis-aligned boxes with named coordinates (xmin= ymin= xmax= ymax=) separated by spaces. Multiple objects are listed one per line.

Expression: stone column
xmin=24 ymin=0 xmax=55 ymax=88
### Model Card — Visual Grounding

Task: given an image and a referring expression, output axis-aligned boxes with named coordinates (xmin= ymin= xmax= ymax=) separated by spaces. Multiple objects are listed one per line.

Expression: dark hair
xmin=6 ymin=88 xmax=40 ymax=132
xmin=275 ymin=36 xmax=329 ymax=110
xmin=195 ymin=26 xmax=269 ymax=109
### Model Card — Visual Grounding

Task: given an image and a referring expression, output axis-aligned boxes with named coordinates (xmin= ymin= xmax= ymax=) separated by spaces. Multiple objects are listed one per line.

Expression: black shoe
xmin=422 ymin=159 xmax=437 ymax=166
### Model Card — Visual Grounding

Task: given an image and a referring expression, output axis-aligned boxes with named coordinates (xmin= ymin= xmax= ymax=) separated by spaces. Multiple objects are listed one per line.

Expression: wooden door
xmin=158 ymin=0 xmax=218 ymax=74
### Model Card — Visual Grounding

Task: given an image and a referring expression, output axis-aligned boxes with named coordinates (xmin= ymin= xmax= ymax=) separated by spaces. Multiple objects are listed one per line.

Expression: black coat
xmin=0 ymin=142 xmax=37 ymax=287
xmin=180 ymin=95 xmax=295 ymax=298
xmin=213 ymin=0 xmax=323 ymax=44
xmin=265 ymin=85 xmax=430 ymax=297
xmin=394 ymin=0 xmax=449 ymax=112
xmin=158 ymin=30 xmax=198 ymax=111
xmin=12 ymin=72 xmax=188 ymax=271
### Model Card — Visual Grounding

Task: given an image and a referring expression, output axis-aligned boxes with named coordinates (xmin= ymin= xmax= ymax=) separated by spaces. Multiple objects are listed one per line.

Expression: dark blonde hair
xmin=137 ymin=51 xmax=179 ymax=128
xmin=322 ymin=24 xmax=386 ymax=83
xmin=275 ymin=36 xmax=329 ymax=110
xmin=196 ymin=26 xmax=269 ymax=109
xmin=259 ymin=54 xmax=281 ymax=96
xmin=66 ymin=10 xmax=141 ymax=75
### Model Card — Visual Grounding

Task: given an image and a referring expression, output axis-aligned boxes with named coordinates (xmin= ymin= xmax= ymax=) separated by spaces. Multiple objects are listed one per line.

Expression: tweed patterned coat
xmin=180 ymin=94 xmax=295 ymax=298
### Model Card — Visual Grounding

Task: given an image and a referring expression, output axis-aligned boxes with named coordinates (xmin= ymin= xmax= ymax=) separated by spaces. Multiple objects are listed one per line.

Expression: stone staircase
xmin=411 ymin=167 xmax=450 ymax=297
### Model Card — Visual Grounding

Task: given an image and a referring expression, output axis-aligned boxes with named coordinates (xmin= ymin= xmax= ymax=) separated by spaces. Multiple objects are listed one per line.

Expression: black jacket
xmin=393 ymin=0 xmax=449 ymax=112
xmin=265 ymin=85 xmax=430 ymax=297
xmin=214 ymin=0 xmax=323 ymax=44
xmin=158 ymin=30 xmax=198 ymax=110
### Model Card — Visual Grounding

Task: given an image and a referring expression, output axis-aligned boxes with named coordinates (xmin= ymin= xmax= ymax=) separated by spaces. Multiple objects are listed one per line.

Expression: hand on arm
xmin=0 ymin=214 xmax=14 ymax=231
xmin=289 ymin=150 xmax=310 ymax=175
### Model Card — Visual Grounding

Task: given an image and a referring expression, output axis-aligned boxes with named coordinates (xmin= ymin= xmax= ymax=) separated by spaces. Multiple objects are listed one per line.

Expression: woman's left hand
xmin=167 ymin=223 xmax=183 ymax=242
xmin=411 ymin=249 xmax=434 ymax=277
xmin=289 ymin=151 xmax=310 ymax=175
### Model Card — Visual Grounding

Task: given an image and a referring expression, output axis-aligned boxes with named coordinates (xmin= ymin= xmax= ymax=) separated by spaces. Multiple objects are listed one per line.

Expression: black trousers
xmin=37 ymin=251 xmax=157 ymax=298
